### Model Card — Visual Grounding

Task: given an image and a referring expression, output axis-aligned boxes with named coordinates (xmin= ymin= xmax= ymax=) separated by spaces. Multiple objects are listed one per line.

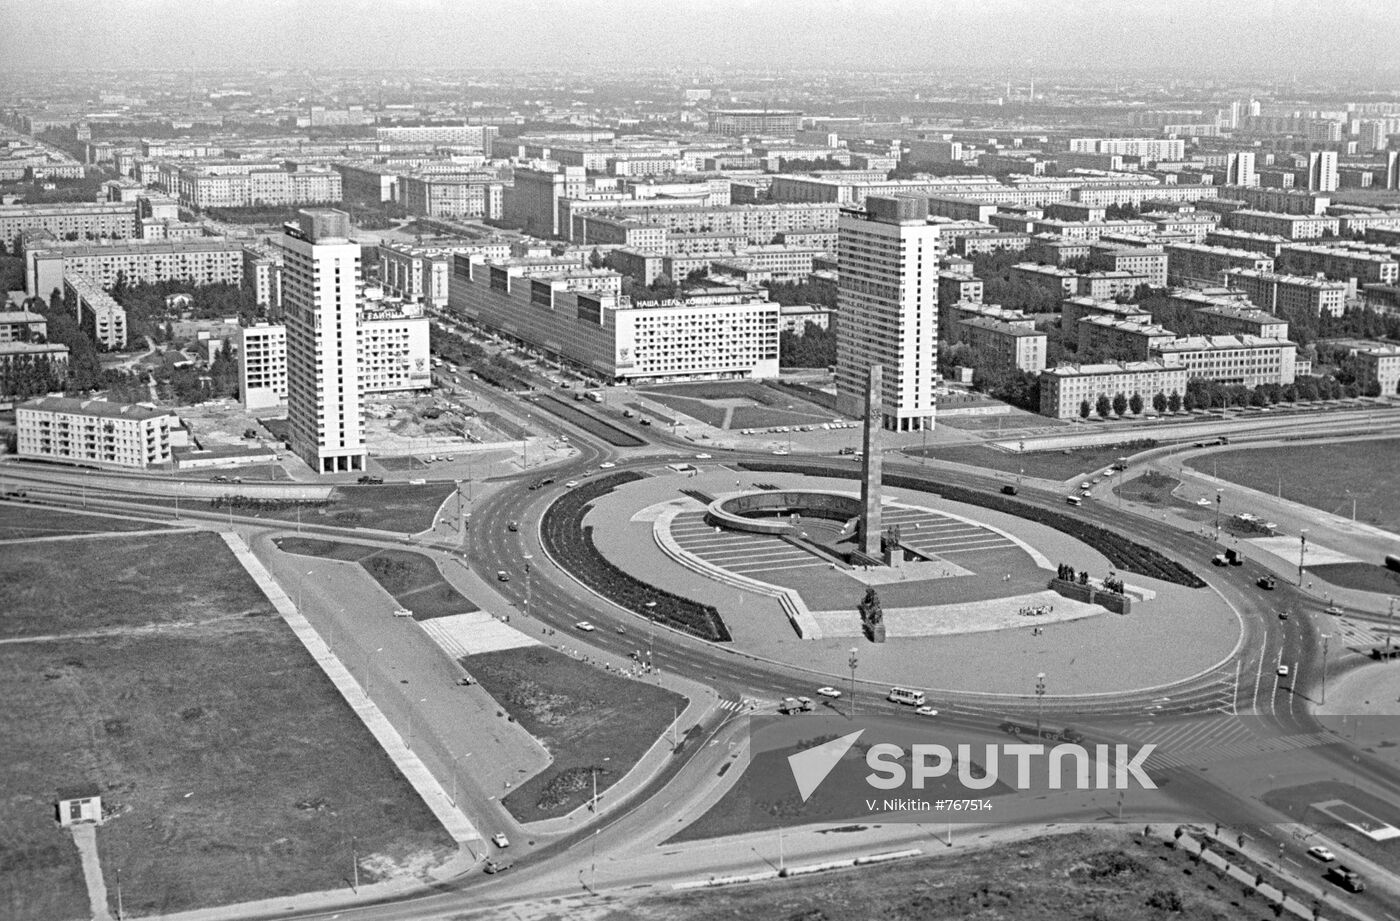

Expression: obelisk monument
xmin=858 ymin=364 xmax=883 ymax=558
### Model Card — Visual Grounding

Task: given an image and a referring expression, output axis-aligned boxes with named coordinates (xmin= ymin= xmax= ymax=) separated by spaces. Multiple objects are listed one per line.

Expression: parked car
xmin=816 ymin=686 xmax=842 ymax=698
xmin=599 ymin=462 xmax=616 ymax=469
xmin=492 ymin=833 xmax=510 ymax=848
xmin=497 ymin=571 xmax=510 ymax=582
xmin=507 ymin=521 xmax=519 ymax=532
xmin=1278 ymin=610 xmax=1290 ymax=620
xmin=1277 ymin=664 xmax=1290 ymax=677
xmin=483 ymin=859 xmax=509 ymax=874
xmin=565 ymin=481 xmax=579 ymax=489
xmin=695 ymin=453 xmax=712 ymax=460
xmin=1001 ymin=485 xmax=1018 ymax=495
xmin=456 ymin=675 xmax=475 ymax=686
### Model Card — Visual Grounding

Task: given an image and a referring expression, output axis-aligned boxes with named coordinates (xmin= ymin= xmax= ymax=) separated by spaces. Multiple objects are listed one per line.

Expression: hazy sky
xmin=2 ymin=0 xmax=1398 ymax=75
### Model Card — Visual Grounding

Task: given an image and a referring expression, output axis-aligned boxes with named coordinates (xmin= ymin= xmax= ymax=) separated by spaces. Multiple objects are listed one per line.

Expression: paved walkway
xmin=220 ymin=531 xmax=483 ymax=849
xmin=70 ymin=823 xmax=113 ymax=921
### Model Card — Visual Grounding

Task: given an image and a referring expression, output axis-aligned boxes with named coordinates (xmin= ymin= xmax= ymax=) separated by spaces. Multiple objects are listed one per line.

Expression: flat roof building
xmin=62 ymin=273 xmax=126 ymax=349
xmin=1039 ymin=361 xmax=1189 ymax=419
xmin=1222 ymin=268 xmax=1349 ymax=318
xmin=17 ymin=396 xmax=172 ymax=470
xmin=1154 ymin=334 xmax=1298 ymax=387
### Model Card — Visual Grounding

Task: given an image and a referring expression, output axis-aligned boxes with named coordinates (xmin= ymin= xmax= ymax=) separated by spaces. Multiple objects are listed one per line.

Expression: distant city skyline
xmin=3 ymin=0 xmax=1399 ymax=76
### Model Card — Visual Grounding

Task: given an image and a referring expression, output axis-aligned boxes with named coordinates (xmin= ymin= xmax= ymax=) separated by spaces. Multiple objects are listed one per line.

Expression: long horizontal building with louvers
xmin=446 ymin=256 xmax=779 ymax=383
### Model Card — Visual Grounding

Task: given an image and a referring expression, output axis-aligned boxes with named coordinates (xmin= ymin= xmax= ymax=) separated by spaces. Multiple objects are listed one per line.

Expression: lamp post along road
xmin=848 ymin=648 xmax=858 ymax=719
xmin=1298 ymin=529 xmax=1308 ymax=587
xmin=1035 ymin=672 xmax=1047 ymax=738
xmin=1320 ymin=634 xmax=1330 ymax=705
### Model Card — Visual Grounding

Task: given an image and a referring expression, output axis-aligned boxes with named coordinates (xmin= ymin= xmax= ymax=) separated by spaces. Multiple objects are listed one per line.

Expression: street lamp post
xmin=1320 ymin=634 xmax=1330 ymax=705
xmin=1387 ymin=597 xmax=1396 ymax=651
xmin=848 ymin=648 xmax=858 ymax=720
xmin=522 ymin=553 xmax=533 ymax=619
xmin=646 ymin=601 xmax=657 ymax=662
xmin=1035 ymin=672 xmax=1047 ymax=738
xmin=1298 ymin=529 xmax=1309 ymax=587
xmin=1214 ymin=489 xmax=1223 ymax=534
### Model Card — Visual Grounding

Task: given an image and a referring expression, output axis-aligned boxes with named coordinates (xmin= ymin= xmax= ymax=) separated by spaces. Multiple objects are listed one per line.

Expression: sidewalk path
xmin=70 ymin=824 xmax=113 ymax=921
xmin=219 ymin=531 xmax=483 ymax=849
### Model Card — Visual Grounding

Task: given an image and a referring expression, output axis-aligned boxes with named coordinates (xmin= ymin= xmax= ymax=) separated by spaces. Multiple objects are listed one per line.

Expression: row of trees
xmin=1075 ymin=374 xmax=1373 ymax=421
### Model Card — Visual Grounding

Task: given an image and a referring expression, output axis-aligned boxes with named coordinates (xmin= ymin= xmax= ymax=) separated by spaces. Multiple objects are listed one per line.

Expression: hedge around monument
xmin=737 ymin=461 xmax=1207 ymax=589
xmin=541 ymin=471 xmax=733 ymax=642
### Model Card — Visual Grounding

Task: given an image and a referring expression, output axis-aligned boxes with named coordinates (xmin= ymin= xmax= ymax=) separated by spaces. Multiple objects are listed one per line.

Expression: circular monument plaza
xmin=581 ymin=466 xmax=1242 ymax=696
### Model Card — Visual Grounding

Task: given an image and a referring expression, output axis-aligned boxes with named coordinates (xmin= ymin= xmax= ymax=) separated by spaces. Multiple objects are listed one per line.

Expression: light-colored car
xmin=1277 ymin=664 xmax=1290 ymax=677
xmin=772 ymin=449 xmax=790 ymax=456
xmin=575 ymin=621 xmax=596 ymax=632
xmin=915 ymin=706 xmax=940 ymax=718
xmin=1307 ymin=845 xmax=1336 ymax=862
xmin=1324 ymin=605 xmax=1345 ymax=616
xmin=816 ymin=686 xmax=842 ymax=698
xmin=599 ymin=462 xmax=616 ymax=469
xmin=695 ymin=453 xmax=712 ymax=460
xmin=1196 ymin=498 xmax=1211 ymax=506
xmin=492 ymin=833 xmax=510 ymax=848
xmin=1080 ymin=481 xmax=1092 ymax=489
xmin=392 ymin=608 xmax=413 ymax=618
xmin=565 ymin=481 xmax=579 ymax=488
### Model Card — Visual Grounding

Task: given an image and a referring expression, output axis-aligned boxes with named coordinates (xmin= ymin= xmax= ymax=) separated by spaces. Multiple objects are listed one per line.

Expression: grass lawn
xmin=467 ymin=646 xmax=686 ymax=822
xmin=274 ymin=538 xmax=478 ymax=617
xmin=0 ymin=504 xmax=172 ymax=540
xmin=904 ymin=443 xmax=1147 ymax=482
xmin=0 ymin=535 xmax=452 ymax=919
xmin=1185 ymin=439 xmax=1400 ymax=533
xmin=729 ymin=405 xmax=834 ymax=430
xmin=627 ymin=829 xmax=1262 ymax=921
xmin=1310 ymin=562 xmax=1400 ymax=594
xmin=0 ymin=532 xmax=274 ymax=640
xmin=641 ymin=392 xmax=728 ymax=428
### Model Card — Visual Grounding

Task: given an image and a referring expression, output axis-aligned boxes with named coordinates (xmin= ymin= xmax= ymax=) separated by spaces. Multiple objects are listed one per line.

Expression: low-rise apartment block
xmin=1203 ymin=228 xmax=1289 ymax=257
xmin=17 ymin=396 xmax=172 ymax=470
xmin=1039 ymin=361 xmax=1190 ymax=419
xmin=237 ymin=323 xmax=288 ymax=411
xmin=1222 ymin=268 xmax=1349 ymax=317
xmin=1165 ymin=242 xmax=1274 ymax=284
xmin=62 ymin=273 xmax=126 ymax=349
xmin=1077 ymin=315 xmax=1177 ymax=361
xmin=1088 ymin=242 xmax=1167 ymax=286
xmin=0 ymin=202 xmax=139 ymax=246
xmin=1154 ymin=334 xmax=1297 ymax=387
xmin=446 ymin=257 xmax=779 ymax=383
xmin=27 ymin=239 xmax=245 ymax=299
xmin=1060 ymin=296 xmax=1152 ymax=328
xmin=1277 ymin=243 xmax=1399 ymax=285
xmin=1220 ymin=209 xmax=1340 ymax=239
xmin=1355 ymin=345 xmax=1400 ymax=396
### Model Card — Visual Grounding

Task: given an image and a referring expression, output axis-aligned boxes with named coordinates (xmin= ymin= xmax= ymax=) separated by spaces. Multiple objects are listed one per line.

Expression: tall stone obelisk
xmin=858 ymin=364 xmax=883 ymax=558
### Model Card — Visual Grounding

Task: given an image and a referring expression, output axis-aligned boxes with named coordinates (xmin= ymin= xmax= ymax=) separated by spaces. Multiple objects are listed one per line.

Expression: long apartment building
xmin=446 ymin=257 xmax=778 ymax=383
xmin=835 ymin=197 xmax=939 ymax=430
xmin=1077 ymin=315 xmax=1177 ymax=361
xmin=1222 ymin=268 xmax=1349 ymax=317
xmin=398 ymin=173 xmax=505 ymax=221
xmin=379 ymin=239 xmax=511 ymax=310
xmin=1060 ymin=296 xmax=1152 ymax=328
xmin=26 ymin=239 xmax=244 ymax=299
xmin=1088 ymin=242 xmax=1168 ymax=287
xmin=61 ymin=273 xmax=126 ymax=349
xmin=1220 ymin=209 xmax=1340 ymax=240
xmin=0 ymin=202 xmax=140 ymax=245
xmin=242 ymin=243 xmax=283 ymax=312
xmin=567 ymin=201 xmax=839 ymax=245
xmin=1203 ymin=228 xmax=1289 ymax=257
xmin=175 ymin=165 xmax=342 ymax=209
xmin=1276 ymin=243 xmax=1399 ymax=285
xmin=1222 ymin=186 xmax=1331 ymax=215
xmin=17 ymin=396 xmax=173 ymax=470
xmin=954 ymin=315 xmax=1047 ymax=374
xmin=1154 ymin=334 xmax=1297 ymax=387
xmin=1039 ymin=361 xmax=1190 ymax=419
xmin=1164 ymin=290 xmax=1290 ymax=339
xmin=1164 ymin=242 xmax=1274 ymax=285
xmin=375 ymin=123 xmax=498 ymax=151
xmin=1068 ymin=184 xmax=1218 ymax=207
xmin=1068 ymin=138 xmax=1186 ymax=160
